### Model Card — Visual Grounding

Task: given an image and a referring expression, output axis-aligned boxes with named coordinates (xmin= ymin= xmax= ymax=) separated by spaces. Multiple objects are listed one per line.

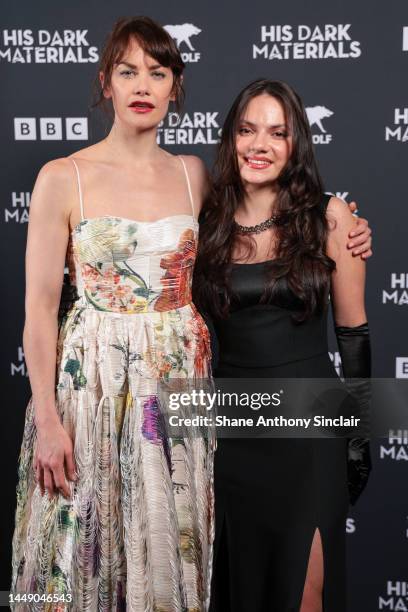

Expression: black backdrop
xmin=2 ymin=2 xmax=408 ymax=610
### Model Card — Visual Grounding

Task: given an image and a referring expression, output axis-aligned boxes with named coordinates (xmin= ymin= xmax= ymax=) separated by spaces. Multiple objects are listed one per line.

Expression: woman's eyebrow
xmin=116 ymin=60 xmax=137 ymax=68
xmin=240 ymin=119 xmax=287 ymax=129
xmin=116 ymin=60 xmax=164 ymax=70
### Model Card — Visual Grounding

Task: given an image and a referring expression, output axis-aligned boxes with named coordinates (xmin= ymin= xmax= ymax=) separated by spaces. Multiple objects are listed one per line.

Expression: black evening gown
xmin=209 ymin=197 xmax=349 ymax=612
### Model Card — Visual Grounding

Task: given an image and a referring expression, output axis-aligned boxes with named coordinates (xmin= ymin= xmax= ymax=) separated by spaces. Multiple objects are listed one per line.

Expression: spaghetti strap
xmin=70 ymin=158 xmax=85 ymax=221
xmin=178 ymin=156 xmax=195 ymax=219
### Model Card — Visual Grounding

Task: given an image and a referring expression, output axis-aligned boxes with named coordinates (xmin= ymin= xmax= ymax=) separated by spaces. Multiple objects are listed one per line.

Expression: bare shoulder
xmin=37 ymin=157 xmax=76 ymax=189
xmin=31 ymin=157 xmax=77 ymax=223
xmin=327 ymin=196 xmax=353 ymax=222
xmin=179 ymin=154 xmax=206 ymax=171
xmin=326 ymin=196 xmax=354 ymax=227
xmin=179 ymin=154 xmax=208 ymax=181
xmin=179 ymin=154 xmax=210 ymax=204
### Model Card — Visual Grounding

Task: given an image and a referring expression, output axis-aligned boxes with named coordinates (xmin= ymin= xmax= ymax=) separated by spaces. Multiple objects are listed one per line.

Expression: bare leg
xmin=300 ymin=528 xmax=324 ymax=612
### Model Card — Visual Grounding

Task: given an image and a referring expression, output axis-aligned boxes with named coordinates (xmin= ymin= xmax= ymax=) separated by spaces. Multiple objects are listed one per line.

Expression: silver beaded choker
xmin=234 ymin=215 xmax=279 ymax=235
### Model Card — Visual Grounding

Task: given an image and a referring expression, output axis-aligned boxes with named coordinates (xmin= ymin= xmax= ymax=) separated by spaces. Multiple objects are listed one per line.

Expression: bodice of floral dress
xmin=66 ymin=214 xmax=198 ymax=314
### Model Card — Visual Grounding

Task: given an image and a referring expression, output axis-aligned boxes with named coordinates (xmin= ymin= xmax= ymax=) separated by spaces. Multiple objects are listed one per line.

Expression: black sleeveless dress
xmin=209 ymin=198 xmax=349 ymax=612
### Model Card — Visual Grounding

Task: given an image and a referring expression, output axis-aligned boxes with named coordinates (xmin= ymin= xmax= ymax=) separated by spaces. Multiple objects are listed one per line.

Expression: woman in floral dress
xmin=11 ymin=17 xmax=215 ymax=611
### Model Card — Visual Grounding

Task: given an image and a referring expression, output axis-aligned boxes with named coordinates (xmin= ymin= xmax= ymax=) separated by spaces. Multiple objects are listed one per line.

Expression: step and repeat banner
xmin=1 ymin=1 xmax=407 ymax=609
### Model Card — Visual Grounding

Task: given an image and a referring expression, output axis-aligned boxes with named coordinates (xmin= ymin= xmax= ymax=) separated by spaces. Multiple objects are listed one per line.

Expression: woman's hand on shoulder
xmin=181 ymin=155 xmax=211 ymax=216
xmin=346 ymin=200 xmax=372 ymax=259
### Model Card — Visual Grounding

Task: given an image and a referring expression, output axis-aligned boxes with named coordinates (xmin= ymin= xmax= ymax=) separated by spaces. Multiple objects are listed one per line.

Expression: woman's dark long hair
xmin=193 ymin=79 xmax=335 ymax=322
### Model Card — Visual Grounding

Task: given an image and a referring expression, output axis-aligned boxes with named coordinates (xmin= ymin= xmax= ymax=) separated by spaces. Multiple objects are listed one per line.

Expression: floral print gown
xmin=11 ymin=157 xmax=215 ymax=611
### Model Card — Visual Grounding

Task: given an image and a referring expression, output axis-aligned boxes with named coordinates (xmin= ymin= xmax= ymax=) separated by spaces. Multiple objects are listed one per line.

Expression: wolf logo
xmin=164 ymin=24 xmax=202 ymax=51
xmin=305 ymin=106 xmax=334 ymax=133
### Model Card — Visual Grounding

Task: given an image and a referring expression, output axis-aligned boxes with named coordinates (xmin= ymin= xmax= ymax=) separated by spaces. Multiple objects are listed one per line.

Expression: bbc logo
xmin=14 ymin=118 xmax=88 ymax=141
xmin=396 ymin=357 xmax=408 ymax=378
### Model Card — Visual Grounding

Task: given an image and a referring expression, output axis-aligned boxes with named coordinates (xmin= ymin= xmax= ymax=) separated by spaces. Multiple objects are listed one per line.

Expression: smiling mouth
xmin=245 ymin=157 xmax=272 ymax=169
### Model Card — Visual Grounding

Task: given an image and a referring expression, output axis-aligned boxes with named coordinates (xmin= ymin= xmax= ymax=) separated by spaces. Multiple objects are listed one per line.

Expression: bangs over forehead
xmin=114 ymin=32 xmax=176 ymax=69
xmin=100 ymin=17 xmax=184 ymax=79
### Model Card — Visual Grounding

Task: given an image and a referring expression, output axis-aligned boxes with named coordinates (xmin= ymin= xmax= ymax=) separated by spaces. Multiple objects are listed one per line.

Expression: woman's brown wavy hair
xmin=193 ymin=79 xmax=335 ymax=322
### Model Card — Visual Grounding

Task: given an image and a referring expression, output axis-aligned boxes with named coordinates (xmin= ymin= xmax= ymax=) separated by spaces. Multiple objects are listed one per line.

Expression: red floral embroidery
xmin=154 ymin=229 xmax=196 ymax=312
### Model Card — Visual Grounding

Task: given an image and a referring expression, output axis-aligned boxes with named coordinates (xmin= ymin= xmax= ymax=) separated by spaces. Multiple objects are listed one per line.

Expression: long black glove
xmin=335 ymin=322 xmax=372 ymax=506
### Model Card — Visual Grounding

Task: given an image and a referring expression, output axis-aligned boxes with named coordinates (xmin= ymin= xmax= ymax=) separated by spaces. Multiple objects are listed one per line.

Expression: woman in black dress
xmin=194 ymin=80 xmax=371 ymax=611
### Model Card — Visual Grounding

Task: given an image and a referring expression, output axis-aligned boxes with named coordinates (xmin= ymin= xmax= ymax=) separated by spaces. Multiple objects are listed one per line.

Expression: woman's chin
xmin=241 ymin=170 xmax=277 ymax=187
